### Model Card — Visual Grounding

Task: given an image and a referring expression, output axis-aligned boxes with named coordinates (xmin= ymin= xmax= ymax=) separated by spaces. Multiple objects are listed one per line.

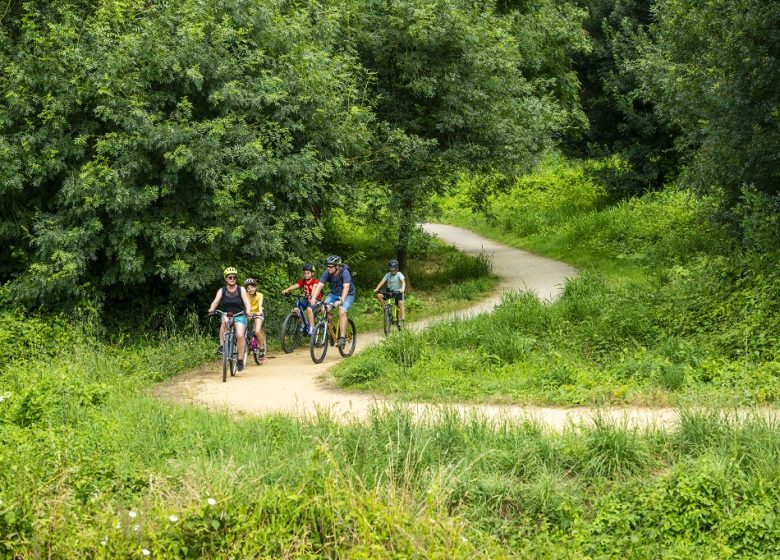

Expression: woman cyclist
xmin=207 ymin=267 xmax=252 ymax=371
xmin=244 ymin=278 xmax=265 ymax=359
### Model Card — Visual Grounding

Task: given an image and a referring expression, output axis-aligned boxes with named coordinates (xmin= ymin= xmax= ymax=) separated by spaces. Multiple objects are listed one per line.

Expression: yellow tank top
xmin=248 ymin=292 xmax=263 ymax=314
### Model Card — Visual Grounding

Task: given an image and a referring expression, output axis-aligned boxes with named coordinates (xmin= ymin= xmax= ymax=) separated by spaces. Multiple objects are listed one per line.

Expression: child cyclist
xmin=207 ymin=267 xmax=252 ymax=371
xmin=281 ymin=264 xmax=321 ymax=335
xmin=243 ymin=278 xmax=265 ymax=359
xmin=373 ymin=259 xmax=406 ymax=327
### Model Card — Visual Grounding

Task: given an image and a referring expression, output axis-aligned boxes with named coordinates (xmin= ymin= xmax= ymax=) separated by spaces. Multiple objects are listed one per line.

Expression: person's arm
xmin=399 ymin=277 xmax=406 ymax=294
xmin=240 ymin=287 xmax=252 ymax=316
xmin=374 ymin=277 xmax=386 ymax=293
xmin=208 ymin=289 xmax=223 ymax=314
xmin=310 ymin=281 xmax=324 ymax=304
xmin=340 ymin=283 xmax=350 ymax=302
xmin=338 ymin=268 xmax=351 ymax=303
xmin=281 ymin=282 xmax=299 ymax=294
xmin=257 ymin=293 xmax=264 ymax=315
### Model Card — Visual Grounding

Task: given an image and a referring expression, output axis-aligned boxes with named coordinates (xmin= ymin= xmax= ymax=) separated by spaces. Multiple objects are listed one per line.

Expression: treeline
xmin=1 ymin=0 xmax=778 ymax=313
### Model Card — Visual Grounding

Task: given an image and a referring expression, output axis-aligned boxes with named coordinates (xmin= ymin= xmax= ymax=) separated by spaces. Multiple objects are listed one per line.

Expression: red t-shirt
xmin=297 ymin=277 xmax=322 ymax=299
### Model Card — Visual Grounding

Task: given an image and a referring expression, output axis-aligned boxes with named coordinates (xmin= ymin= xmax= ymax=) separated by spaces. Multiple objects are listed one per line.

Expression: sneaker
xmin=337 ymin=337 xmax=346 ymax=348
xmin=237 ymin=360 xmax=245 ymax=372
xmin=217 ymin=345 xmax=224 ymax=355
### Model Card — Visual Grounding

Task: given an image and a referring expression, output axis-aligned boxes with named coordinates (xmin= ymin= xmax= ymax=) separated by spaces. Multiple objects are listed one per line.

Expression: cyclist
xmin=207 ymin=267 xmax=252 ymax=371
xmin=281 ymin=264 xmax=321 ymax=335
xmin=309 ymin=255 xmax=354 ymax=348
xmin=373 ymin=259 xmax=406 ymax=327
xmin=244 ymin=278 xmax=265 ymax=359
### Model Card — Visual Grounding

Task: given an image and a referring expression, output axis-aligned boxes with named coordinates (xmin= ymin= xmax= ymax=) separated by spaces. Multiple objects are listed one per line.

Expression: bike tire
xmin=338 ymin=319 xmax=357 ymax=357
xmin=222 ymin=333 xmax=230 ymax=383
xmin=383 ymin=304 xmax=392 ymax=335
xmin=229 ymin=332 xmax=238 ymax=377
xmin=281 ymin=313 xmax=300 ymax=354
xmin=309 ymin=322 xmax=329 ymax=363
xmin=253 ymin=328 xmax=266 ymax=365
xmin=222 ymin=332 xmax=233 ymax=383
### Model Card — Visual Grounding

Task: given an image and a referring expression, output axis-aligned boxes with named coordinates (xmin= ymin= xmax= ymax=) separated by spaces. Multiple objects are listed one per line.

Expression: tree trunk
xmin=396 ymin=193 xmax=413 ymax=288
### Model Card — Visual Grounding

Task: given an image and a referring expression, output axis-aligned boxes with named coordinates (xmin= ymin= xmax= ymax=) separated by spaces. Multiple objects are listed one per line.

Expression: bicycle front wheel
xmin=338 ymin=319 xmax=357 ymax=357
xmin=222 ymin=332 xmax=231 ymax=382
xmin=281 ymin=313 xmax=300 ymax=354
xmin=253 ymin=328 xmax=266 ymax=365
xmin=309 ymin=322 xmax=329 ymax=364
xmin=383 ymin=305 xmax=392 ymax=335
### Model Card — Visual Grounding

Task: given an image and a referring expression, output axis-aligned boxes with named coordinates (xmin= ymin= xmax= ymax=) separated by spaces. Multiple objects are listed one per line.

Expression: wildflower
xmin=133 ymin=524 xmax=140 ymax=532
xmin=100 ymin=538 xmax=108 ymax=546
xmin=128 ymin=511 xmax=137 ymax=519
xmin=115 ymin=522 xmax=121 ymax=529
xmin=207 ymin=498 xmax=216 ymax=506
xmin=169 ymin=515 xmax=179 ymax=522
xmin=142 ymin=549 xmax=150 ymax=556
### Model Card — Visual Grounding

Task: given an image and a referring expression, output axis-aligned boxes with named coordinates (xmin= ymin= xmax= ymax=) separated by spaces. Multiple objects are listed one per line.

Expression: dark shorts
xmin=380 ymin=290 xmax=404 ymax=302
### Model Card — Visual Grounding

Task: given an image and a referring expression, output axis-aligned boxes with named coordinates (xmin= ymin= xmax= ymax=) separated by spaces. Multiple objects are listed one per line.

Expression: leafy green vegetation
xmin=336 ymin=158 xmax=780 ymax=406
xmin=3 ymin=315 xmax=780 ymax=557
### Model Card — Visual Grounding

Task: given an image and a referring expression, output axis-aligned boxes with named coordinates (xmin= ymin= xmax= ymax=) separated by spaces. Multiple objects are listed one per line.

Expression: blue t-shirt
xmin=320 ymin=266 xmax=355 ymax=296
xmin=383 ymin=271 xmax=405 ymax=292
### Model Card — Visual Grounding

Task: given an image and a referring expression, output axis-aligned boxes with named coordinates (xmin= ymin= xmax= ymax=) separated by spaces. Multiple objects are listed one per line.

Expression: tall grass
xmin=335 ymin=157 xmax=780 ymax=406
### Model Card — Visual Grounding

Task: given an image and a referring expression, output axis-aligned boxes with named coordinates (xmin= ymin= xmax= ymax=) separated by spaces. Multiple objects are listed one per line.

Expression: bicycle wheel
xmin=253 ymin=328 xmax=266 ymax=365
xmin=309 ymin=322 xmax=329 ymax=363
xmin=222 ymin=332 xmax=230 ymax=383
xmin=229 ymin=332 xmax=238 ymax=377
xmin=338 ymin=319 xmax=357 ymax=357
xmin=281 ymin=313 xmax=300 ymax=354
xmin=383 ymin=304 xmax=392 ymax=335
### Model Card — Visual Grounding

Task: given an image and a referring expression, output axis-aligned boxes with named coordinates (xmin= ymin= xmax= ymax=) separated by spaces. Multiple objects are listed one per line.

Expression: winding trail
xmin=158 ymin=224 xmax=688 ymax=430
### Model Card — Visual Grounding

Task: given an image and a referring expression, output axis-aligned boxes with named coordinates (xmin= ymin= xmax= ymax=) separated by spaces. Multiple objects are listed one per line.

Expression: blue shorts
xmin=232 ymin=315 xmax=248 ymax=327
xmin=324 ymin=292 xmax=354 ymax=312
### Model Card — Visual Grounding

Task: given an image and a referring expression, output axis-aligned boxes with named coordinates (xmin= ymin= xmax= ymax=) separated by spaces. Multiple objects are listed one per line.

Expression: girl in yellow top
xmin=244 ymin=278 xmax=265 ymax=358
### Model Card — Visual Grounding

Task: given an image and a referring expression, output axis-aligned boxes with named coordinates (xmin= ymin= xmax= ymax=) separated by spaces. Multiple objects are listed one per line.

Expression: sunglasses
xmin=326 ymin=264 xmax=336 ymax=269
xmin=226 ymin=275 xmax=237 ymax=280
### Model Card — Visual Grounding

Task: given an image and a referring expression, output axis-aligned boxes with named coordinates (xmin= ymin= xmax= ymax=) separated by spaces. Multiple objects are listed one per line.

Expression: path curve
xmin=158 ymin=224 xmax=684 ymax=430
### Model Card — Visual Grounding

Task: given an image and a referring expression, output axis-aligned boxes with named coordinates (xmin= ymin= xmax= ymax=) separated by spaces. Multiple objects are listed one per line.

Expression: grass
xmin=333 ymin=157 xmax=780 ymax=407
xmin=3 ymin=330 xmax=780 ymax=557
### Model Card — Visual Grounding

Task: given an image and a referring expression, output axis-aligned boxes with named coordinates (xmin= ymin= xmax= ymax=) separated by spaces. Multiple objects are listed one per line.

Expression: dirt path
xmin=158 ymin=224 xmax=685 ymax=430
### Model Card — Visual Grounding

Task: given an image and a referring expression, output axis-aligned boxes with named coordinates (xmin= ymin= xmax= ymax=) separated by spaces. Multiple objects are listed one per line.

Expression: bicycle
xmin=378 ymin=290 xmax=403 ymax=335
xmin=247 ymin=313 xmax=266 ymax=365
xmin=280 ymin=294 xmax=319 ymax=353
xmin=210 ymin=310 xmax=246 ymax=382
xmin=309 ymin=302 xmax=356 ymax=363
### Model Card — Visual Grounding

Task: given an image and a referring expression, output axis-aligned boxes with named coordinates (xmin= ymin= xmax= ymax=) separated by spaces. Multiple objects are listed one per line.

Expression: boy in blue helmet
xmin=373 ymin=259 xmax=406 ymax=326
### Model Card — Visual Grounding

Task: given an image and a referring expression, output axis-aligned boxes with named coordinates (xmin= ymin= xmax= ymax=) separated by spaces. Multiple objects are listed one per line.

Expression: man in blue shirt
xmin=309 ymin=255 xmax=355 ymax=348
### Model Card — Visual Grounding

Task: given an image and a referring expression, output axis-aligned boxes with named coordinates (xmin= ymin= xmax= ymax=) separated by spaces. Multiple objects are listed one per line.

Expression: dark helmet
xmin=302 ymin=263 xmax=314 ymax=272
xmin=388 ymin=259 xmax=399 ymax=270
xmin=244 ymin=278 xmax=257 ymax=286
xmin=325 ymin=255 xmax=342 ymax=266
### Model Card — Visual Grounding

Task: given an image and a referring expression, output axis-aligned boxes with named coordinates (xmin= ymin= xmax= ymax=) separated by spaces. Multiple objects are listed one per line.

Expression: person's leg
xmin=256 ymin=317 xmax=265 ymax=350
xmin=375 ymin=291 xmax=385 ymax=307
xmin=338 ymin=308 xmax=347 ymax=341
xmin=218 ymin=317 xmax=227 ymax=352
xmin=235 ymin=321 xmax=246 ymax=367
xmin=306 ymin=305 xmax=315 ymax=333
xmin=399 ymin=299 xmax=406 ymax=321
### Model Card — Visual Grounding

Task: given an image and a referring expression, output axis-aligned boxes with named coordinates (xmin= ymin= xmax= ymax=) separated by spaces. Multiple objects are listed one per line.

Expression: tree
xmin=0 ymin=0 xmax=372 ymax=309
xmin=568 ymin=0 xmax=679 ymax=197
xmin=338 ymin=0 xmax=588 ymax=273
xmin=640 ymin=0 xmax=780 ymax=211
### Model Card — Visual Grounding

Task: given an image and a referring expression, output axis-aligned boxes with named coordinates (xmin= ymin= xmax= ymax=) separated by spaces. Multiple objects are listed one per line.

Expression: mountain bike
xmin=210 ymin=310 xmax=246 ymax=382
xmin=247 ymin=313 xmax=266 ymax=365
xmin=309 ymin=303 xmax=356 ymax=363
xmin=379 ymin=290 xmax=403 ymax=335
xmin=280 ymin=294 xmax=321 ymax=353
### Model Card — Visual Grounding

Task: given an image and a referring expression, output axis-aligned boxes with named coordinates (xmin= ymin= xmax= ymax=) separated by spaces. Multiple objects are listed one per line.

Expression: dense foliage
xmin=338 ymin=158 xmax=780 ymax=405
xmin=2 ymin=317 xmax=779 ymax=556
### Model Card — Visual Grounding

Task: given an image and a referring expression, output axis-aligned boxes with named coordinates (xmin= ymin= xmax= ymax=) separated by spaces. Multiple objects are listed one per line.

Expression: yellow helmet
xmin=223 ymin=267 xmax=238 ymax=278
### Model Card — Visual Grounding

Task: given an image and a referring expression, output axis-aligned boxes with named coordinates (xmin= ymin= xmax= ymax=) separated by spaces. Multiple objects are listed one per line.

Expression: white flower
xmin=100 ymin=538 xmax=108 ymax=546
xmin=207 ymin=498 xmax=216 ymax=506
xmin=133 ymin=524 xmax=140 ymax=532
xmin=128 ymin=511 xmax=137 ymax=518
xmin=142 ymin=549 xmax=150 ymax=556
xmin=115 ymin=522 xmax=121 ymax=529
xmin=168 ymin=515 xmax=179 ymax=522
